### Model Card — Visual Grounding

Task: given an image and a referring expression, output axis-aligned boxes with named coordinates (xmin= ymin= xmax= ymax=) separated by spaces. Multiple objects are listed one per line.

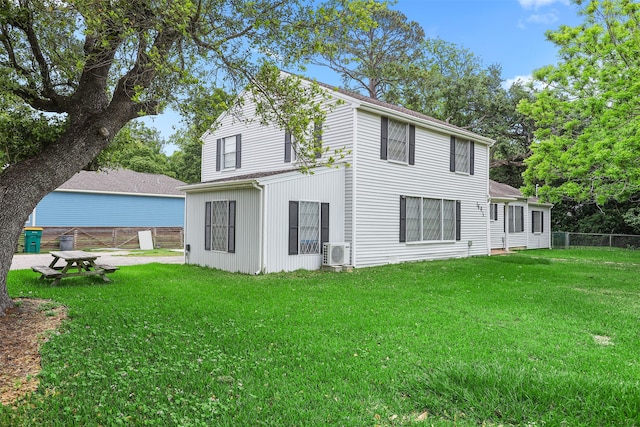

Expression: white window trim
xmin=405 ymin=196 xmax=457 ymax=243
xmin=298 ymin=200 xmax=321 ymax=255
xmin=454 ymin=139 xmax=471 ymax=174
xmin=222 ymin=136 xmax=236 ymax=171
xmin=210 ymin=200 xmax=230 ymax=252
xmin=532 ymin=210 xmax=543 ymax=234
xmin=387 ymin=118 xmax=409 ymax=164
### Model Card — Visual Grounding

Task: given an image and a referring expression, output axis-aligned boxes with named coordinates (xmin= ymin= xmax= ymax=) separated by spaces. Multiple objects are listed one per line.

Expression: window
xmin=204 ymin=200 xmax=236 ymax=252
xmin=285 ymin=122 xmax=322 ymax=163
xmin=449 ymin=136 xmax=474 ymax=175
xmin=400 ymin=196 xmax=460 ymax=242
xmin=216 ymin=134 xmax=241 ymax=171
xmin=289 ymin=201 xmax=329 ymax=255
xmin=380 ymin=117 xmax=415 ymax=164
xmin=490 ymin=203 xmax=498 ymax=221
xmin=508 ymin=205 xmax=524 ymax=233
xmin=532 ymin=210 xmax=544 ymax=234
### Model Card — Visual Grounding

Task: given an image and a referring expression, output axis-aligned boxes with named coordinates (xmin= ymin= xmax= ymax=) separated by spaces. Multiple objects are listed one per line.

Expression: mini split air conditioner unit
xmin=322 ymin=242 xmax=351 ymax=266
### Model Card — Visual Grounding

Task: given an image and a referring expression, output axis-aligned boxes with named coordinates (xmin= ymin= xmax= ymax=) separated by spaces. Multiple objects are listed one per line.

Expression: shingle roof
xmin=489 ymin=180 xmax=523 ymax=199
xmin=199 ymin=169 xmax=297 ymax=184
xmin=318 ymin=82 xmax=471 ymax=134
xmin=57 ymin=169 xmax=185 ymax=196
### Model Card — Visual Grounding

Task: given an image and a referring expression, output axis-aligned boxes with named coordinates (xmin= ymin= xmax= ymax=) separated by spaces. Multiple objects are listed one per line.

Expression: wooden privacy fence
xmin=19 ymin=227 xmax=184 ymax=252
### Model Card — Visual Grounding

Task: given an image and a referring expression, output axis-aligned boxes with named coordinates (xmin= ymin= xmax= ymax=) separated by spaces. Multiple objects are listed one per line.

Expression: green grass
xmin=3 ymin=249 xmax=640 ymax=426
xmin=121 ymin=248 xmax=183 ymax=257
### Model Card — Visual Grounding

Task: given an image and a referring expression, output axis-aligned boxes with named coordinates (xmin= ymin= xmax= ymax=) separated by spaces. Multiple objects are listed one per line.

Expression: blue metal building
xmin=27 ymin=169 xmax=185 ymax=227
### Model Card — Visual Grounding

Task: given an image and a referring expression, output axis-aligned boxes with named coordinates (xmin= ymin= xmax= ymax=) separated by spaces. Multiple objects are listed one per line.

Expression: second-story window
xmin=216 ymin=134 xmax=241 ymax=171
xmin=450 ymin=136 xmax=474 ymax=175
xmin=285 ymin=122 xmax=322 ymax=163
xmin=223 ymin=137 xmax=236 ymax=169
xmin=380 ymin=116 xmax=415 ymax=165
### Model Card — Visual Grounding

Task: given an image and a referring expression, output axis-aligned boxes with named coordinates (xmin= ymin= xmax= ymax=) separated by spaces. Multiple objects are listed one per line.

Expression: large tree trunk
xmin=0 ymin=110 xmax=131 ymax=315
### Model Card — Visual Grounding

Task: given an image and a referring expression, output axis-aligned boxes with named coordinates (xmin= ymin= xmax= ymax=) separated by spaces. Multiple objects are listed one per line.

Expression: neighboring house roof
xmin=57 ymin=169 xmax=185 ymax=197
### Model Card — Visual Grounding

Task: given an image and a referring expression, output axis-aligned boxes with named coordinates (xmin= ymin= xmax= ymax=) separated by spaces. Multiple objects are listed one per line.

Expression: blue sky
xmin=141 ymin=0 xmax=583 ymax=151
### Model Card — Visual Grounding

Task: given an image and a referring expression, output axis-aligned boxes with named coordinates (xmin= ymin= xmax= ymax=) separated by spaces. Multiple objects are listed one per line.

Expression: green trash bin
xmin=24 ymin=227 xmax=43 ymax=253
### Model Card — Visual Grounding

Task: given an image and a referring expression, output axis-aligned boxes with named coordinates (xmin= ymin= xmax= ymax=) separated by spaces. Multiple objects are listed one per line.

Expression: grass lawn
xmin=2 ymin=248 xmax=639 ymax=426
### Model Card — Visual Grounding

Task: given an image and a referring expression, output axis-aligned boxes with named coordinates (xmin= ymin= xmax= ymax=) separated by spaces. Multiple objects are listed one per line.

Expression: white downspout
xmin=351 ymin=103 xmax=359 ymax=267
xmin=252 ymin=182 xmax=265 ymax=274
xmin=486 ymin=151 xmax=491 ymax=256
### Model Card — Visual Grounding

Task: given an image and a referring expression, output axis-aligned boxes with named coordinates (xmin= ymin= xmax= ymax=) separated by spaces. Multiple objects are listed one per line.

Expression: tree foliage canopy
xmin=519 ymin=0 xmax=640 ymax=204
xmin=313 ymin=4 xmax=423 ymax=99
xmin=0 ymin=0 xmax=379 ymax=314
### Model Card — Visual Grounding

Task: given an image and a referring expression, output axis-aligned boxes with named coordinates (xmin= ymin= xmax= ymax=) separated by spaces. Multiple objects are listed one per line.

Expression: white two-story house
xmin=180 ymin=79 xmax=495 ymax=274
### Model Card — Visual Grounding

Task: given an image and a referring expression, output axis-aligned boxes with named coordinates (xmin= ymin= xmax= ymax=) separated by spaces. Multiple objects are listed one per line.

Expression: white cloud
xmin=518 ymin=0 xmax=569 ymax=10
xmin=503 ymin=75 xmax=533 ymax=89
xmin=526 ymin=9 xmax=560 ymax=25
xmin=503 ymin=75 xmax=546 ymax=91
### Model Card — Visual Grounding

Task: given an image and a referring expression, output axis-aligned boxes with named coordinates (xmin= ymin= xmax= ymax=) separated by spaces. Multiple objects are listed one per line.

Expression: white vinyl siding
xmin=264 ymin=168 xmax=345 ymax=272
xmin=201 ymin=95 xmax=354 ymax=182
xmin=355 ymin=110 xmax=490 ymax=267
xmin=527 ymin=205 xmax=551 ymax=249
xmin=185 ymin=189 xmax=260 ymax=273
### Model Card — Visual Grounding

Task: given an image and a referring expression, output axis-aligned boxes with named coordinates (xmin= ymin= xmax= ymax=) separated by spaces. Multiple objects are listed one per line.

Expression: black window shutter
xmin=469 ymin=141 xmax=475 ymax=175
xmin=409 ymin=125 xmax=416 ymax=165
xmin=399 ymin=196 xmax=406 ymax=242
xmin=380 ymin=116 xmax=388 ymax=160
xmin=532 ymin=211 xmax=535 ymax=233
xmin=288 ymin=201 xmax=299 ymax=255
xmin=541 ymin=211 xmax=544 ymax=233
xmin=315 ymin=122 xmax=322 ymax=159
xmin=228 ymin=201 xmax=236 ymax=253
xmin=520 ymin=207 xmax=525 ymax=232
xmin=204 ymin=202 xmax=212 ymax=251
xmin=320 ymin=203 xmax=329 ymax=251
xmin=456 ymin=200 xmax=461 ymax=241
xmin=235 ymin=134 xmax=241 ymax=169
xmin=450 ymin=136 xmax=456 ymax=172
xmin=216 ymin=139 xmax=221 ymax=171
xmin=284 ymin=131 xmax=292 ymax=163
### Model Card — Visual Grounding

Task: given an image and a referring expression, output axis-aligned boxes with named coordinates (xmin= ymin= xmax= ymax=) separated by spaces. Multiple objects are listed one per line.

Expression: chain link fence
xmin=553 ymin=232 xmax=640 ymax=250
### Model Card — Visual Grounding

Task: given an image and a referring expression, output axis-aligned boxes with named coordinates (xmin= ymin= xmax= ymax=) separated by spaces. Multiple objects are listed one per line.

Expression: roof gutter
xmin=178 ymin=180 xmax=258 ymax=193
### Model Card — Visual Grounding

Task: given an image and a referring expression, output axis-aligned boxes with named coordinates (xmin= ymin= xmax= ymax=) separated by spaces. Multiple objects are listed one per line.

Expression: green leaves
xmin=521 ymin=0 xmax=640 ymax=204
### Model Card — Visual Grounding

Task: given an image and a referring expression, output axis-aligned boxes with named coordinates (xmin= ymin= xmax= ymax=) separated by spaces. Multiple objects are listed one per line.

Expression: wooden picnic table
xmin=32 ymin=250 xmax=118 ymax=285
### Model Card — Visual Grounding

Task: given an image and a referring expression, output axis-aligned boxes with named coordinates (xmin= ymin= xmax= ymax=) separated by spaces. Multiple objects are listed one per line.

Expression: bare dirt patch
xmin=593 ymin=335 xmax=614 ymax=346
xmin=0 ymin=298 xmax=67 ymax=406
